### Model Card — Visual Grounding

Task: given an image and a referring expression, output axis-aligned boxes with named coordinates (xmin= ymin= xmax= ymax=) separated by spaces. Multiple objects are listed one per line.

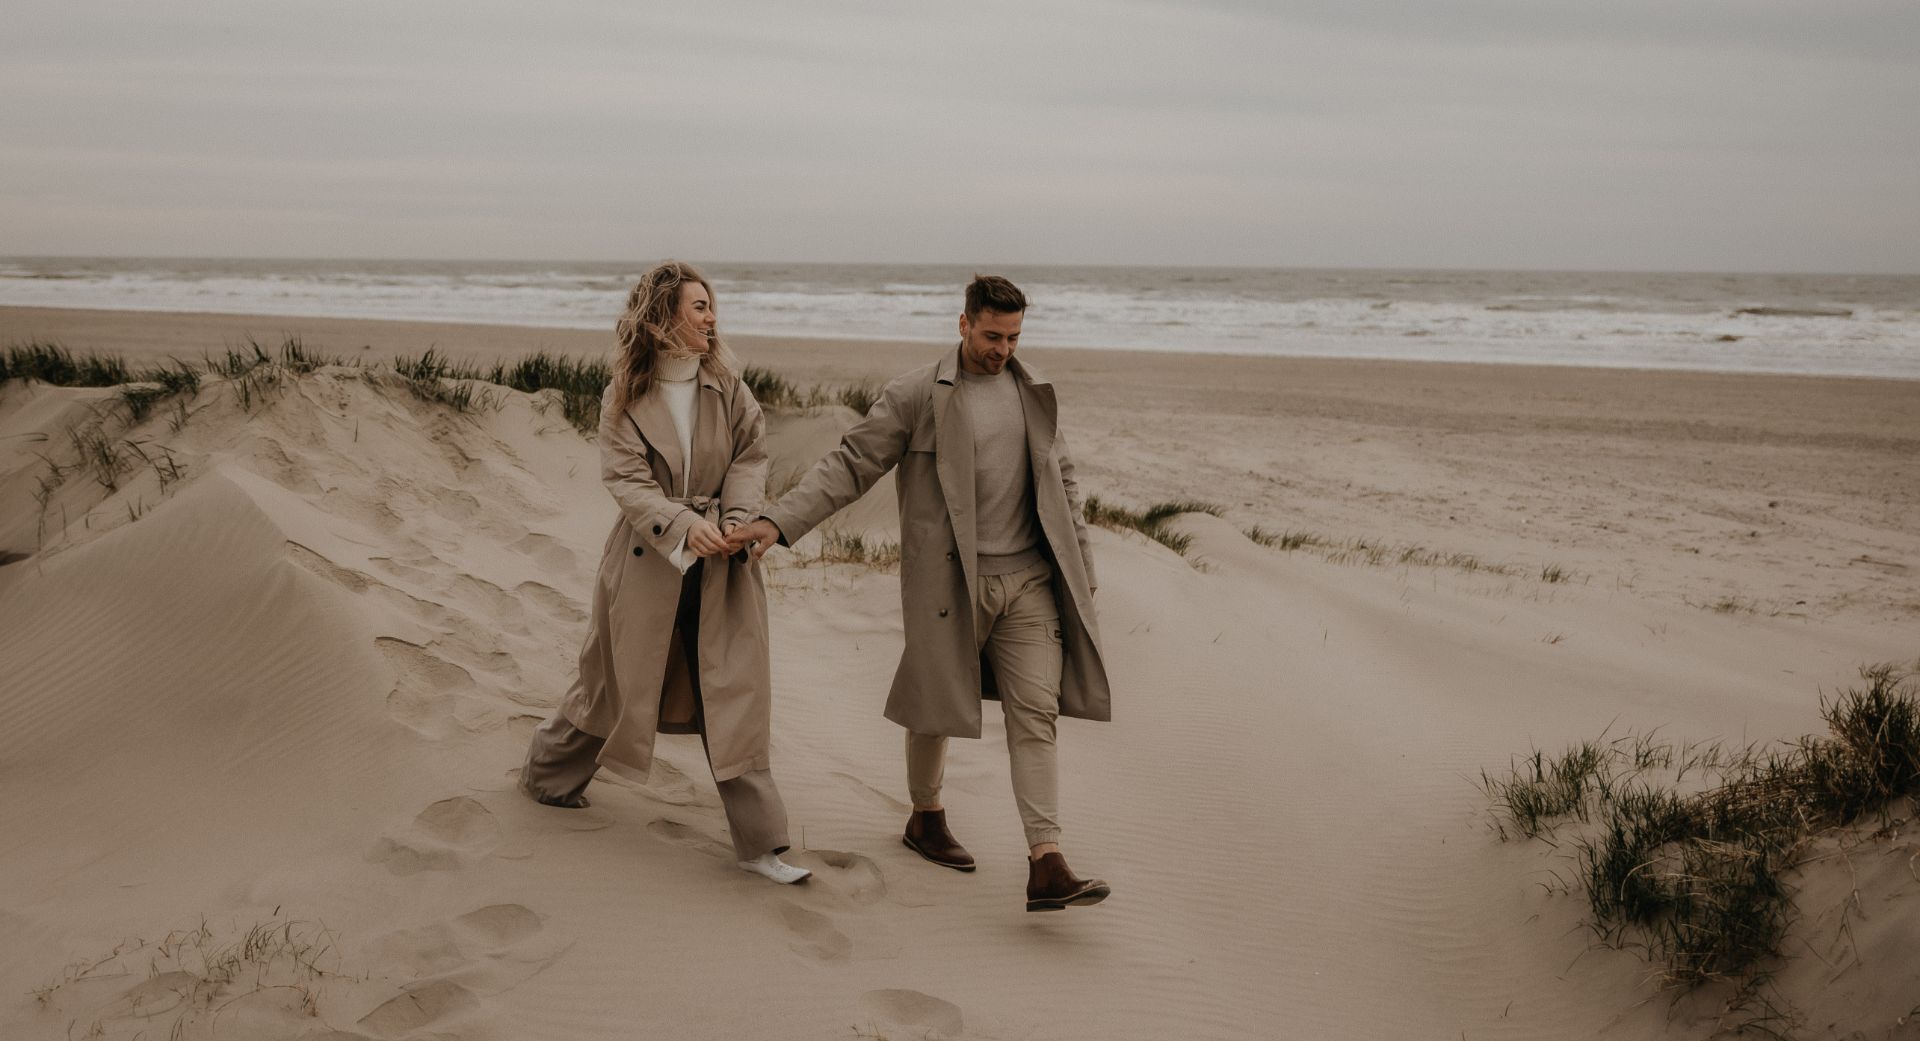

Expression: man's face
xmin=958 ymin=308 xmax=1023 ymax=375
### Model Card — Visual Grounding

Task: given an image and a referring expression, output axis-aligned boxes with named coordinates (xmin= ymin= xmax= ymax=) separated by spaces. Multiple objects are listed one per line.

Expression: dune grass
xmin=66 ymin=425 xmax=127 ymax=491
xmin=836 ymin=379 xmax=882 ymax=415
xmin=1482 ymin=663 xmax=1920 ymax=994
xmin=1 ymin=340 xmax=133 ymax=386
xmin=203 ymin=338 xmax=344 ymax=411
xmin=1083 ymin=495 xmax=1225 ymax=556
xmin=1245 ymin=522 xmax=1575 ymax=584
xmin=485 ymin=350 xmax=609 ymax=433
xmin=811 ymin=530 xmax=902 ymax=570
xmin=4 ymin=348 xmax=875 ymax=438
xmin=2 ymin=341 xmax=208 ymax=424
xmin=392 ymin=348 xmax=499 ymax=413
xmin=34 ymin=915 xmax=349 ymax=1039
xmin=742 ymin=365 xmax=801 ymax=409
xmin=743 ymin=363 xmax=886 ymax=416
xmin=204 ymin=341 xmax=272 ymax=379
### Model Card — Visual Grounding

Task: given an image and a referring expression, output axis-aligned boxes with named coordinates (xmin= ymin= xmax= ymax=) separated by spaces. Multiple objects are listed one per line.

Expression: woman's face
xmin=671 ymin=280 xmax=716 ymax=354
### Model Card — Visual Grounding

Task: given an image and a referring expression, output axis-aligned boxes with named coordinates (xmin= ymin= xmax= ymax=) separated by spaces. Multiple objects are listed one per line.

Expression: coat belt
xmin=669 ymin=494 xmax=721 ymax=520
xmin=670 ymin=495 xmax=752 ymax=565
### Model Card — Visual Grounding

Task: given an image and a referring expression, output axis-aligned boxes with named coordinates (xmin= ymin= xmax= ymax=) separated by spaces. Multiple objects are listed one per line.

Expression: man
xmin=728 ymin=275 xmax=1112 ymax=912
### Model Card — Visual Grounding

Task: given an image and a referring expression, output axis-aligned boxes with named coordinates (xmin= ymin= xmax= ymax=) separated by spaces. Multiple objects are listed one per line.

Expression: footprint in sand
xmin=858 ymin=988 xmax=963 ymax=1039
xmin=452 ymin=903 xmax=545 ymax=948
xmin=369 ymin=797 xmax=500 ymax=875
xmin=864 ymin=991 xmax=967 ymax=1037
xmin=378 ymin=637 xmax=489 ymax=739
xmin=509 ymin=531 xmax=579 ymax=573
xmin=775 ymin=903 xmax=852 ymax=962
xmin=359 ymin=902 xmax=566 ymax=1036
xmin=792 ymin=849 xmax=888 ymax=906
xmin=516 ymin=579 xmax=587 ymax=624
xmin=371 ymin=903 xmax=548 ymax=979
xmin=356 ymin=978 xmax=478 ymax=1037
xmin=639 ymin=758 xmax=715 ymax=808
xmin=644 ymin=817 xmax=731 ymax=858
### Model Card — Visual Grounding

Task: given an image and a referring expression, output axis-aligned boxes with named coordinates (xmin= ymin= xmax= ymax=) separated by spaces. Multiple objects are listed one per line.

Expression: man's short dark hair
xmin=965 ymin=274 xmax=1027 ymax=318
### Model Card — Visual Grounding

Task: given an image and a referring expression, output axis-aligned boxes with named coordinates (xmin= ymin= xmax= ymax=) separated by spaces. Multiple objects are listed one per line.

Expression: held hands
xmin=687 ymin=518 xmax=730 ymax=558
xmin=724 ymin=518 xmax=782 ymax=562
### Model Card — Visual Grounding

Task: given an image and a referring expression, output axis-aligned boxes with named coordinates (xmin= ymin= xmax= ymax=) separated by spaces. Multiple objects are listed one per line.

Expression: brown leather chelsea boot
xmin=902 ymin=809 xmax=976 ymax=871
xmin=1025 ymin=852 xmax=1110 ymax=912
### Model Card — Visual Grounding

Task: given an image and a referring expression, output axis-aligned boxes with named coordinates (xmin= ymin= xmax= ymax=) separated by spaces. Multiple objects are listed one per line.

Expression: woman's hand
xmin=728 ymin=518 xmax=781 ymax=561
xmin=686 ymin=518 xmax=729 ymax=557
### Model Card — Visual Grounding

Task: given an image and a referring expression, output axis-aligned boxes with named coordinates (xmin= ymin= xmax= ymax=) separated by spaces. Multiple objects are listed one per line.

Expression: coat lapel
xmin=932 ymin=349 xmax=978 ymax=592
xmin=692 ymin=366 xmax=729 ymax=496
xmin=627 ymin=379 xmax=684 ymax=496
xmin=1011 ymin=357 xmax=1057 ymax=472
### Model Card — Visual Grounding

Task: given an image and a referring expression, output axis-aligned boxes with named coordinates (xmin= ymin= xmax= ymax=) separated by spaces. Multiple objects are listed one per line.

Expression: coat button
xmin=652 ymin=524 xmax=663 ymax=535
xmin=945 ymin=551 xmax=956 ymax=561
xmin=633 ymin=546 xmax=644 ymax=557
xmin=938 ymin=608 xmax=949 ymax=618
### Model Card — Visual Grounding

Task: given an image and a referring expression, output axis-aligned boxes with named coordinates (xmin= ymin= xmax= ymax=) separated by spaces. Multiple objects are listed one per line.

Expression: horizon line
xmin=4 ymin=254 xmax=1917 ymax=280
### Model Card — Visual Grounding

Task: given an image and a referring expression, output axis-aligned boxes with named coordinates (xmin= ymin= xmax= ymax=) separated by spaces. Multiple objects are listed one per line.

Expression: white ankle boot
xmin=738 ymin=852 xmax=811 ymax=885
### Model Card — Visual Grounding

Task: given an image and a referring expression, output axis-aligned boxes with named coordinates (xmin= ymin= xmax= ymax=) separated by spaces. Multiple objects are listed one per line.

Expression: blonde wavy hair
xmin=610 ymin=260 xmax=737 ymax=414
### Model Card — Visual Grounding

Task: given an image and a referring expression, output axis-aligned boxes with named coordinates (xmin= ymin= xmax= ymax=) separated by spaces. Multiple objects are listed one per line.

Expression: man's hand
xmin=686 ymin=518 xmax=729 ymax=557
xmin=727 ymin=518 xmax=782 ymax=561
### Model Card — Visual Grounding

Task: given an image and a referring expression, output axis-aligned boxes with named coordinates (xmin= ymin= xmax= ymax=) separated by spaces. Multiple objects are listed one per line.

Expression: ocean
xmin=3 ymin=257 xmax=1916 ymax=379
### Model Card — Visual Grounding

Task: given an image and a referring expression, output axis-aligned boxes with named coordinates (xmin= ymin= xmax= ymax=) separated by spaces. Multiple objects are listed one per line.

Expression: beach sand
xmin=2 ymin=305 xmax=1916 ymax=1040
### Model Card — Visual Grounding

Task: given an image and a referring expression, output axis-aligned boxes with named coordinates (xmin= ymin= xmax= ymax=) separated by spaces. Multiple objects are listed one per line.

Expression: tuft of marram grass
xmin=812 ymin=530 xmax=902 ymax=570
xmin=278 ymin=335 xmax=342 ymax=373
xmin=1483 ymin=663 xmax=1920 ymax=993
xmin=393 ymin=348 xmax=499 ymax=413
xmin=1248 ymin=522 xmax=1575 ymax=584
xmin=34 ymin=915 xmax=346 ymax=1037
xmin=742 ymin=365 xmax=799 ymax=409
xmin=1243 ymin=525 xmax=1282 ymax=548
xmin=205 ymin=340 xmax=273 ymax=379
xmin=116 ymin=384 xmax=173 ymax=424
xmin=1083 ymin=495 xmax=1223 ymax=557
xmin=1 ymin=340 xmax=131 ymax=386
xmin=67 ymin=425 xmax=126 ymax=491
xmin=742 ymin=364 xmax=881 ymax=414
xmin=836 ymin=379 xmax=882 ymax=415
xmin=487 ymin=351 xmax=608 ymax=434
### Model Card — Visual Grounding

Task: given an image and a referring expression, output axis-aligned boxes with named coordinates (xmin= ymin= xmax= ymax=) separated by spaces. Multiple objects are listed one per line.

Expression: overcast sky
xmin=4 ymin=1 xmax=1915 ymax=272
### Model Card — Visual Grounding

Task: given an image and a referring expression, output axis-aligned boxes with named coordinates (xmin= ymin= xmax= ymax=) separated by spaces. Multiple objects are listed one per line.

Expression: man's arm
xmin=1057 ymin=425 xmax=1097 ymax=594
xmin=732 ymin=372 xmax=917 ymax=558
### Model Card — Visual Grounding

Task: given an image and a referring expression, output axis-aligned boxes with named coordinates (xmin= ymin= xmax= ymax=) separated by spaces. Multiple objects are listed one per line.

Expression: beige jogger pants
xmin=907 ymin=560 xmax=1065 ymax=848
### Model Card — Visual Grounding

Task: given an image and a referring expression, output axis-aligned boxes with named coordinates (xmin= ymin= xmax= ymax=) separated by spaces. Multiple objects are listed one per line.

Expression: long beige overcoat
xmin=559 ymin=371 xmax=772 ymax=782
xmin=764 ymin=349 xmax=1110 ymax=737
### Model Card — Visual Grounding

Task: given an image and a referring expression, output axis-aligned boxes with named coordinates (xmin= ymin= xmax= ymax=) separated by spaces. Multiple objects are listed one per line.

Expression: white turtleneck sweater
xmin=656 ymin=354 xmax=701 ymax=573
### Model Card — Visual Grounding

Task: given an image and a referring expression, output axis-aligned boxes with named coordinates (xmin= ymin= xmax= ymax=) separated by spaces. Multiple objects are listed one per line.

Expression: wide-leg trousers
xmin=521 ymin=560 xmax=790 ymax=861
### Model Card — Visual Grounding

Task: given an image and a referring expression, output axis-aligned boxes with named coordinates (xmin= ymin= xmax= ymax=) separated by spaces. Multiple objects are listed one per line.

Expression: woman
xmin=520 ymin=261 xmax=808 ymax=885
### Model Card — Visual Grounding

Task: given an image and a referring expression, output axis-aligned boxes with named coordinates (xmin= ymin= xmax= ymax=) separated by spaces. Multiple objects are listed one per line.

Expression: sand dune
xmin=2 ymin=319 xmax=1917 ymax=1040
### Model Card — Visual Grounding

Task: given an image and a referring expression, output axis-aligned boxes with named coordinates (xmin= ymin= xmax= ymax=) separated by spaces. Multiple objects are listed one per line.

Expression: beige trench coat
xmin=765 ymin=348 xmax=1110 ymax=738
xmin=559 ymin=371 xmax=772 ymax=782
